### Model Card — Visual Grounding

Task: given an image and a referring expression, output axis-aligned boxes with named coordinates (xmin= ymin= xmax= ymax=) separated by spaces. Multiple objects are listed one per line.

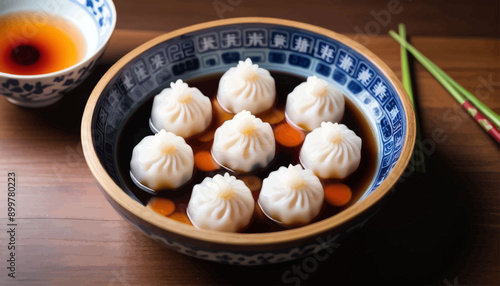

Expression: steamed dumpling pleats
xmin=217 ymin=58 xmax=276 ymax=115
xmin=130 ymin=130 xmax=194 ymax=191
xmin=187 ymin=173 xmax=254 ymax=232
xmin=211 ymin=110 xmax=275 ymax=172
xmin=300 ymin=122 xmax=362 ymax=179
xmin=150 ymin=79 xmax=212 ymax=138
xmin=258 ymin=164 xmax=324 ymax=226
xmin=285 ymin=76 xmax=344 ymax=131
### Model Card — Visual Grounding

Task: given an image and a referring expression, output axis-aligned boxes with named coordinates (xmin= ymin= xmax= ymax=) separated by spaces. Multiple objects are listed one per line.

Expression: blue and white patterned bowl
xmin=0 ymin=0 xmax=116 ymax=108
xmin=82 ymin=18 xmax=416 ymax=265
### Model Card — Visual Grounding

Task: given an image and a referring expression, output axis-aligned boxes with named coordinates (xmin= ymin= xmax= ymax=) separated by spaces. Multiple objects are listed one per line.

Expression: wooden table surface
xmin=1 ymin=1 xmax=499 ymax=285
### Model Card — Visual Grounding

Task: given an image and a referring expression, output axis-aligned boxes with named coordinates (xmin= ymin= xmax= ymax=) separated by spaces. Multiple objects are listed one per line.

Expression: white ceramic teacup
xmin=0 ymin=0 xmax=116 ymax=108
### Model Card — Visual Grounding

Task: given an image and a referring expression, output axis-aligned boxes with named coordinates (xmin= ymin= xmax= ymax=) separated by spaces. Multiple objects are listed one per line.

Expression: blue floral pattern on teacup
xmin=0 ymin=60 xmax=96 ymax=103
xmin=0 ymin=80 xmax=52 ymax=99
xmin=74 ymin=0 xmax=113 ymax=39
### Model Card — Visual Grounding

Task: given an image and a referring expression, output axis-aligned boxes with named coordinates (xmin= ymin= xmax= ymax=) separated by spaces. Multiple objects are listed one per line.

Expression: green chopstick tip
xmin=397 ymin=25 xmax=426 ymax=173
xmin=398 ymin=25 xmax=414 ymax=105
xmin=391 ymin=26 xmax=500 ymax=134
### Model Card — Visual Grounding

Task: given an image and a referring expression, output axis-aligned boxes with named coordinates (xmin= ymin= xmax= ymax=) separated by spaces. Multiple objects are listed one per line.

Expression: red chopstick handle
xmin=462 ymin=101 xmax=500 ymax=143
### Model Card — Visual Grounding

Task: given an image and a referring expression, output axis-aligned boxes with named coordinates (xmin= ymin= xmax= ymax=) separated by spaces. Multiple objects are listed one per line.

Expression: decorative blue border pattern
xmin=92 ymin=23 xmax=406 ymax=200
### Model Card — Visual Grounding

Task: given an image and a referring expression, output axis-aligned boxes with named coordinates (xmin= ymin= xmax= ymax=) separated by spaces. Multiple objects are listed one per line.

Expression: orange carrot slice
xmin=254 ymin=202 xmax=267 ymax=221
xmin=148 ymin=198 xmax=175 ymax=216
xmin=240 ymin=175 xmax=262 ymax=192
xmin=274 ymin=122 xmax=305 ymax=147
xmin=194 ymin=151 xmax=220 ymax=172
xmin=260 ymin=108 xmax=285 ymax=125
xmin=240 ymin=175 xmax=262 ymax=200
xmin=324 ymin=183 xmax=352 ymax=207
xmin=169 ymin=212 xmax=192 ymax=225
xmin=197 ymin=129 xmax=215 ymax=142
xmin=212 ymin=98 xmax=234 ymax=125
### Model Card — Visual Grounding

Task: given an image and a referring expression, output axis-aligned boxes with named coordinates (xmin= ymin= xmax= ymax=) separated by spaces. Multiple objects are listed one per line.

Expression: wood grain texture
xmin=113 ymin=0 xmax=500 ymax=38
xmin=0 ymin=1 xmax=499 ymax=285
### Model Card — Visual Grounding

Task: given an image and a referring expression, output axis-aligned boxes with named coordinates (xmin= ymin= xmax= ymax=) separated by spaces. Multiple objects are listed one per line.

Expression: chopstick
xmin=398 ymin=24 xmax=425 ymax=173
xmin=389 ymin=30 xmax=500 ymax=144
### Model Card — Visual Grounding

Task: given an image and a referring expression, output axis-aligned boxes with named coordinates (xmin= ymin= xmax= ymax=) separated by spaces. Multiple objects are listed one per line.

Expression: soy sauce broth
xmin=116 ymin=72 xmax=378 ymax=233
xmin=0 ymin=11 xmax=86 ymax=75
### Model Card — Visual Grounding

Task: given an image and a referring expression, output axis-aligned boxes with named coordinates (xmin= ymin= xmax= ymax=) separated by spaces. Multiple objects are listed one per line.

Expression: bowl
xmin=81 ymin=17 xmax=416 ymax=265
xmin=0 ymin=0 xmax=116 ymax=108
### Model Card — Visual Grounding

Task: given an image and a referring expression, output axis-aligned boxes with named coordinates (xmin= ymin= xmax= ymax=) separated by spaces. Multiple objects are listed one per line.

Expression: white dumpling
xmin=187 ymin=173 xmax=255 ymax=232
xmin=300 ymin=122 xmax=362 ymax=179
xmin=130 ymin=129 xmax=194 ymax=191
xmin=258 ymin=164 xmax=324 ymax=226
xmin=211 ymin=110 xmax=275 ymax=172
xmin=217 ymin=58 xmax=276 ymax=114
xmin=285 ymin=75 xmax=345 ymax=130
xmin=150 ymin=79 xmax=212 ymax=138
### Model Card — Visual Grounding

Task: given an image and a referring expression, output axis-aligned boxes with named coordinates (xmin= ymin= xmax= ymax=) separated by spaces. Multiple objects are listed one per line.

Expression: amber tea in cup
xmin=0 ymin=11 xmax=86 ymax=75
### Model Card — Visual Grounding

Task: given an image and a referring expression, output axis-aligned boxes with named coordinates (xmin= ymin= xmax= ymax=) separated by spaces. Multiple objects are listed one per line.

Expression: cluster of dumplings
xmin=129 ymin=58 xmax=362 ymax=233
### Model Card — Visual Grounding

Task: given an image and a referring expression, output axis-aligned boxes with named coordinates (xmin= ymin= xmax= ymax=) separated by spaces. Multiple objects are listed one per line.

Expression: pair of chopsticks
xmin=390 ymin=25 xmax=500 ymax=164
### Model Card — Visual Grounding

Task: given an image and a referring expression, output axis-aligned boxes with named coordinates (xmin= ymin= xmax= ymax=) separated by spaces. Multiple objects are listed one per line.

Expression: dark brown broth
xmin=116 ymin=72 xmax=378 ymax=233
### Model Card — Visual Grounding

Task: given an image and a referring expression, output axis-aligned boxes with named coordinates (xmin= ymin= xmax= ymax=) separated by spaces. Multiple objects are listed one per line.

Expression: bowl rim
xmin=81 ymin=17 xmax=416 ymax=246
xmin=0 ymin=0 xmax=117 ymax=79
